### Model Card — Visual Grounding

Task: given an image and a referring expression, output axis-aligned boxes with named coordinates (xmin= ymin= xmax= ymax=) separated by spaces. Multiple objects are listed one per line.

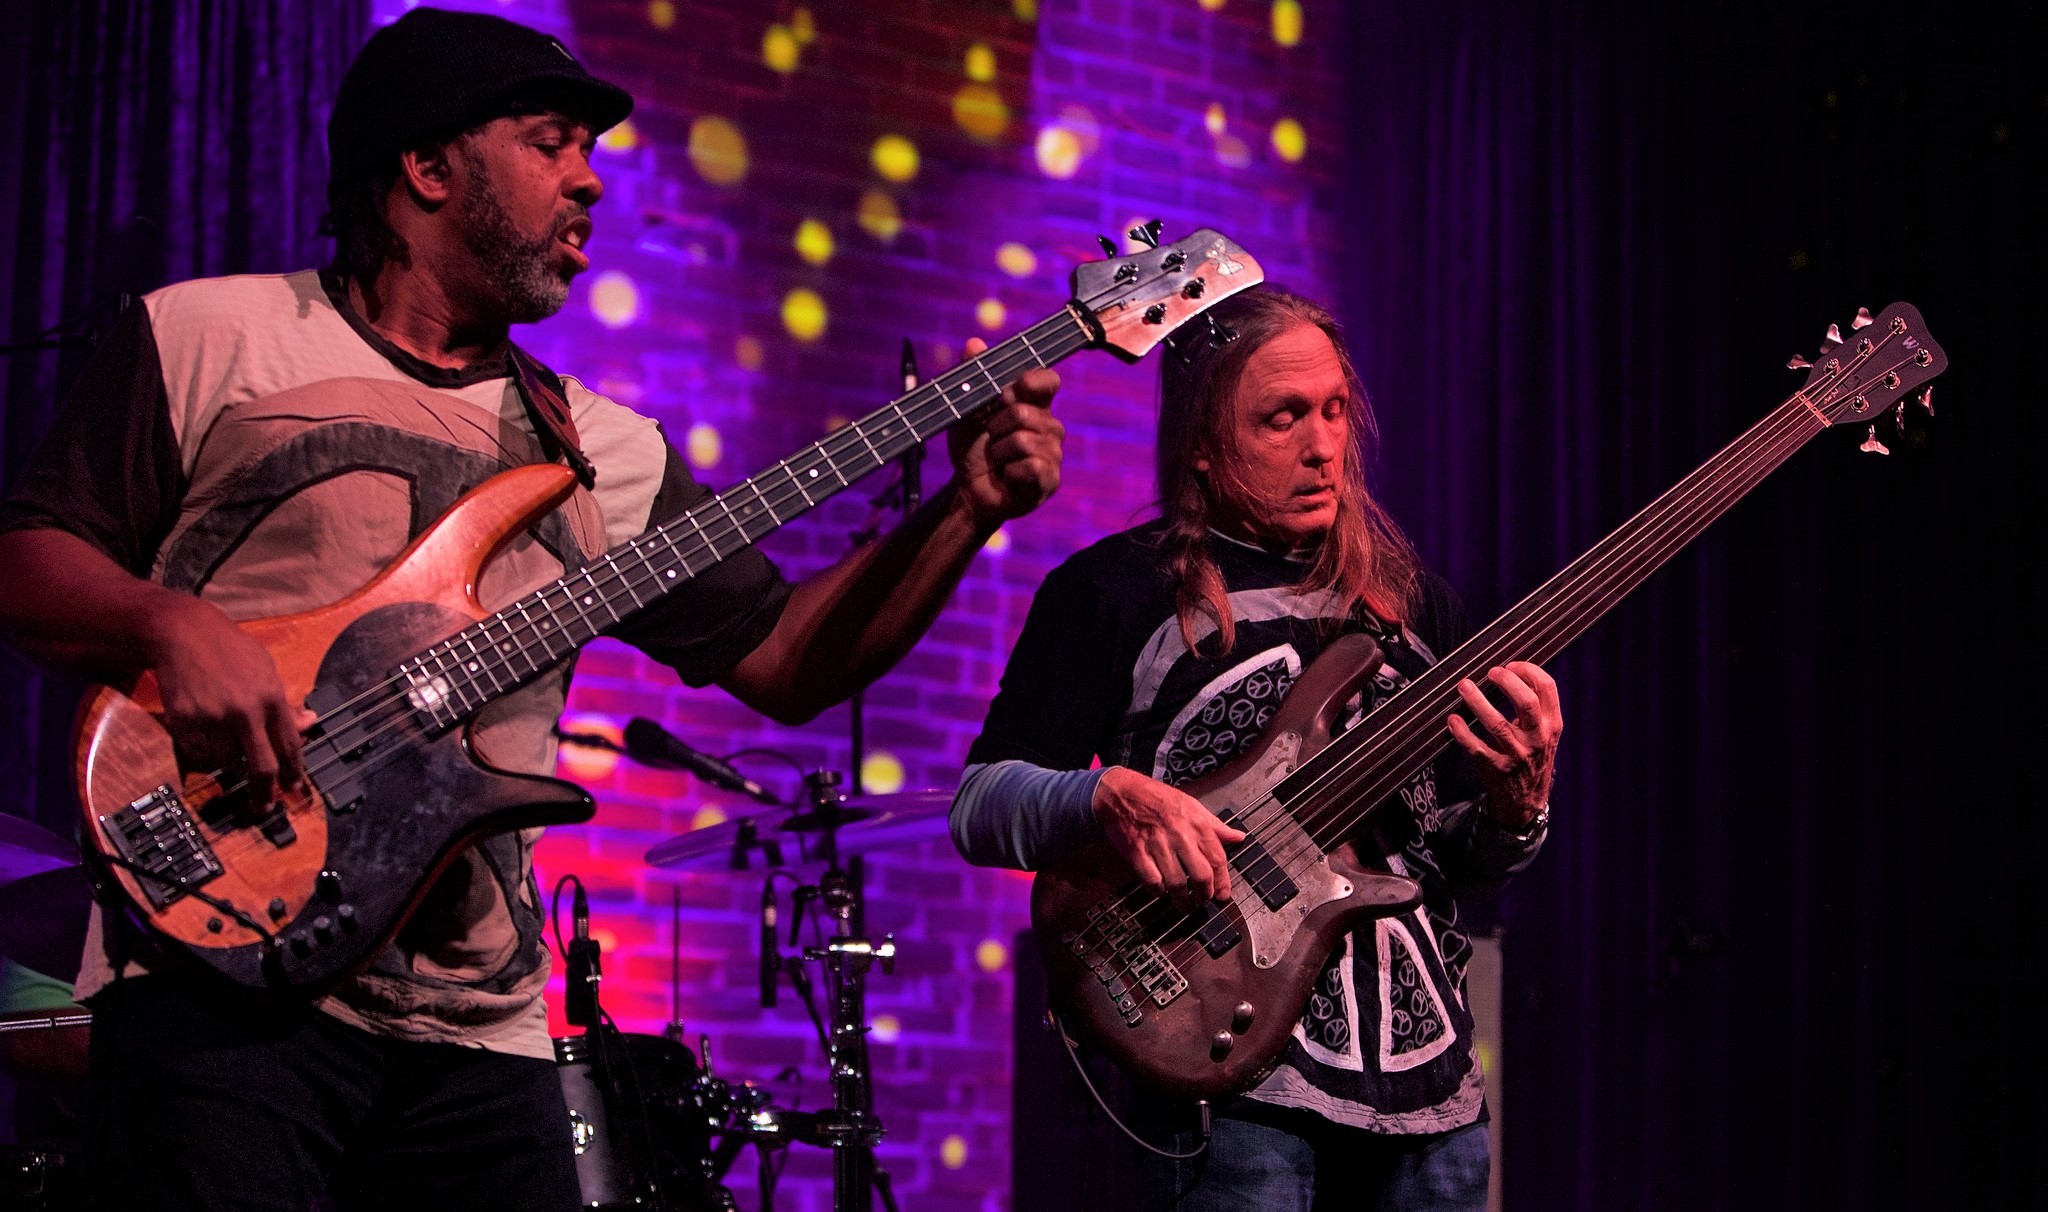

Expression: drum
xmin=555 ymin=1029 xmax=734 ymax=1212
xmin=1 ymin=1146 xmax=79 ymax=1211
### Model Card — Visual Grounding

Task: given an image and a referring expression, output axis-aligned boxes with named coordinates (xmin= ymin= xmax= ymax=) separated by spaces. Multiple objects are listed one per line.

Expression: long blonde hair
xmin=1156 ymin=287 xmax=1420 ymax=655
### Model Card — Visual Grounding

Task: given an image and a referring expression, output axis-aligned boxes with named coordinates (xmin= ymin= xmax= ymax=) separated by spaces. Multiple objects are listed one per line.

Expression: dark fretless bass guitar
xmin=1033 ymin=303 xmax=1947 ymax=1099
xmin=75 ymin=226 xmax=1266 ymax=993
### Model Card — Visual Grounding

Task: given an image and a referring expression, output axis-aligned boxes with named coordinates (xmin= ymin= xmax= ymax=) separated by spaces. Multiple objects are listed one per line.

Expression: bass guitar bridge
xmin=1063 ymin=900 xmax=1188 ymax=1027
xmin=99 ymin=783 xmax=225 ymax=910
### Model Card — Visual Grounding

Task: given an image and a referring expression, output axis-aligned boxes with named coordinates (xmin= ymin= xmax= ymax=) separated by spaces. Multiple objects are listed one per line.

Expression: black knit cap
xmin=327 ymin=7 xmax=633 ymax=202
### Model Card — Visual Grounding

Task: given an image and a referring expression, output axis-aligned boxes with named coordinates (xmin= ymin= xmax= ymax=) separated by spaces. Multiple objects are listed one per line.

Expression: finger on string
xmin=1510 ymin=661 xmax=1564 ymax=733
xmin=1447 ymin=715 xmax=1510 ymax=770
xmin=1457 ymin=677 xmax=1524 ymax=753
xmin=1490 ymin=666 xmax=1542 ymax=721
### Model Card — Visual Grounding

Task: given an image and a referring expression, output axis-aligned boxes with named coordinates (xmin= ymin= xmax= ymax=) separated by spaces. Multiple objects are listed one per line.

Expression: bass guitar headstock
xmin=1070 ymin=223 xmax=1266 ymax=360
xmin=1785 ymin=302 xmax=1947 ymax=454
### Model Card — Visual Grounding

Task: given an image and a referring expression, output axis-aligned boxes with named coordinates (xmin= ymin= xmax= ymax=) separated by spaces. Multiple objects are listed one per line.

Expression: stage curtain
xmin=1337 ymin=2 xmax=2035 ymax=1207
xmin=0 ymin=0 xmax=369 ymax=834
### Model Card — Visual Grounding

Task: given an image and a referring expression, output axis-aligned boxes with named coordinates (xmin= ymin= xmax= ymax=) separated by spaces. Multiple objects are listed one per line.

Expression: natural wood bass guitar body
xmin=75 ymin=465 xmax=596 ymax=991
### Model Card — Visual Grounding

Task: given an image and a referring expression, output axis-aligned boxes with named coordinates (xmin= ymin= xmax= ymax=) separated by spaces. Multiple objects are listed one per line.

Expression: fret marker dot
xmin=468 ymin=662 xmax=479 ymax=671
xmin=808 ymin=468 xmax=819 ymax=478
xmin=666 ymin=569 xmax=678 ymax=579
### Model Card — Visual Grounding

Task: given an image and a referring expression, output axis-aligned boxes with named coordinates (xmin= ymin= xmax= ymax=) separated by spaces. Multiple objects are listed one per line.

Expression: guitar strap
xmin=507 ymin=344 xmax=597 ymax=489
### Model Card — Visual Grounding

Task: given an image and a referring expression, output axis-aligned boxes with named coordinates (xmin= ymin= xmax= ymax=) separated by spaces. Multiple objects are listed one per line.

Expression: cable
xmin=1051 ymin=1007 xmax=1209 ymax=1160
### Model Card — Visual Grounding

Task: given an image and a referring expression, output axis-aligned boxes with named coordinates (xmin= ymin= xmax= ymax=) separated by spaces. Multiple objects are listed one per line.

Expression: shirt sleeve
xmin=604 ymin=435 xmax=796 ymax=687
xmin=0 ymin=303 xmax=184 ymax=575
xmin=949 ymin=759 xmax=1108 ymax=870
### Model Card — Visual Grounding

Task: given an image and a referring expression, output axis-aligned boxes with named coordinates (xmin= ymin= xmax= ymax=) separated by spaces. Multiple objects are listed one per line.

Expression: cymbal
xmin=0 ymin=865 xmax=92 ymax=984
xmin=0 ymin=814 xmax=75 ymax=885
xmin=645 ymin=790 xmax=954 ymax=872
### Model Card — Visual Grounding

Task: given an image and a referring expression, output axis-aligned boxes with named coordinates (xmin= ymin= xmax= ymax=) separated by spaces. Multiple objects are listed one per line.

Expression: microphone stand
xmin=848 ymin=339 xmax=922 ymax=797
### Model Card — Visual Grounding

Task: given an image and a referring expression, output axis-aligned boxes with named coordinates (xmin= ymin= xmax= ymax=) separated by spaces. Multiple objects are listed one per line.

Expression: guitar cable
xmin=94 ymin=849 xmax=277 ymax=943
xmin=1049 ymin=1006 xmax=1210 ymax=1160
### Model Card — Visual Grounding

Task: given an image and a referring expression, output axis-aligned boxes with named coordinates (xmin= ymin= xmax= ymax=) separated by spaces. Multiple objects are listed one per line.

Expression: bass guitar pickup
xmin=99 ymin=783 xmax=226 ymax=910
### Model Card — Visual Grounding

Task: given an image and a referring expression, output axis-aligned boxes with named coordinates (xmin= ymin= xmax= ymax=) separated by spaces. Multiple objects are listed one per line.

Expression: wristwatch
xmin=1496 ymin=801 xmax=1549 ymax=842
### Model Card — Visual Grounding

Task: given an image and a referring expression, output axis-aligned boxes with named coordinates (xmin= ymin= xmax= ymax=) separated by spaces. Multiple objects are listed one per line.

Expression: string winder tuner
xmin=1859 ymin=424 xmax=1890 ymax=456
xmin=1918 ymin=385 xmax=1934 ymax=416
xmin=1096 ymin=234 xmax=1118 ymax=258
xmin=1126 ymin=218 xmax=1164 ymax=249
xmin=1786 ymin=354 xmax=1812 ymax=369
xmin=1824 ymin=323 xmax=1844 ymax=345
xmin=1851 ymin=306 xmax=1874 ymax=330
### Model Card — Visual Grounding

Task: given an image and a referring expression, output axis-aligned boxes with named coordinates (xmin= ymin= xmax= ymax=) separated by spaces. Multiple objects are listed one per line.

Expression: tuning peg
xmin=1205 ymin=314 xmax=1239 ymax=347
xmin=1893 ymin=399 xmax=1906 ymax=435
xmin=1859 ymin=424 xmax=1890 ymax=455
xmin=1824 ymin=323 xmax=1843 ymax=345
xmin=1917 ymin=385 xmax=1933 ymax=416
xmin=1097 ymin=235 xmax=1119 ymax=258
xmin=1786 ymin=354 xmax=1813 ymax=369
xmin=1126 ymin=219 xmax=1163 ymax=249
xmin=1850 ymin=307 xmax=1874 ymax=330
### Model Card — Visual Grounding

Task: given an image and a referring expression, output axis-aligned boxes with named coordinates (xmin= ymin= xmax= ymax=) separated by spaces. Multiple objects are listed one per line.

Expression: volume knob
xmin=1211 ymin=1030 xmax=1235 ymax=1060
xmin=1232 ymin=1001 xmax=1256 ymax=1031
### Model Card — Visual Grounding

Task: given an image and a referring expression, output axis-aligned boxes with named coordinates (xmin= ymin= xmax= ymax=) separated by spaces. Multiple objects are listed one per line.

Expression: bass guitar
xmin=75 ymin=226 xmax=1266 ymax=992
xmin=1031 ymin=303 xmax=1947 ymax=1098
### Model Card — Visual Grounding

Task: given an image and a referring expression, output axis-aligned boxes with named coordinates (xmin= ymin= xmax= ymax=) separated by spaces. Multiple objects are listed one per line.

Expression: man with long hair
xmin=951 ymin=286 xmax=1560 ymax=1209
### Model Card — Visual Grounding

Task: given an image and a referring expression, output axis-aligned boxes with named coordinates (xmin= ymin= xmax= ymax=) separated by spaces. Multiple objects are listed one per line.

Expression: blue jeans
xmin=1143 ymin=1103 xmax=1491 ymax=1212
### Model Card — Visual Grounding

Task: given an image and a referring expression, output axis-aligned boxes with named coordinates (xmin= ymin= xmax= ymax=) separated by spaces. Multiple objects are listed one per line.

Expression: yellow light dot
xmin=1272 ymin=0 xmax=1303 ymax=47
xmin=1199 ymin=0 xmax=1227 ymax=10
xmin=598 ymin=119 xmax=640 ymax=154
xmin=1035 ymin=125 xmax=1082 ymax=179
xmin=794 ymin=218 xmax=835 ymax=266
xmin=1206 ymin=102 xmax=1228 ymax=136
xmin=1270 ymin=116 xmax=1307 ymax=162
xmin=686 ymin=422 xmax=723 ymax=469
xmin=591 ymin=927 xmax=618 ymax=952
xmin=587 ymin=271 xmax=640 ymax=329
xmin=688 ymin=116 xmax=748 ymax=186
xmin=1059 ymin=103 xmax=1102 ymax=155
xmin=690 ymin=805 xmax=729 ymax=831
xmin=556 ymin=714 xmax=622 ymax=780
xmin=860 ymin=751 xmax=904 ymax=795
xmin=975 ymin=298 xmax=1007 ymax=331
xmin=781 ymin=287 xmax=827 ymax=342
xmin=763 ymin=24 xmax=800 ymax=73
xmin=648 ymin=0 xmax=675 ymax=30
xmin=940 ymin=1134 xmax=968 ymax=1170
xmin=1012 ymin=0 xmax=1038 ymax=19
xmin=1214 ymin=132 xmax=1251 ymax=169
xmin=871 ymin=1013 xmax=902 ymax=1043
xmin=964 ymin=42 xmax=997 ymax=83
xmin=953 ymin=83 xmax=1009 ymax=141
xmin=857 ymin=189 xmax=902 ymax=242
xmin=975 ymin=938 xmax=1010 ymax=973
xmin=983 ymin=527 xmax=1011 ymax=554
xmin=825 ymin=415 xmax=850 ymax=432
xmin=871 ymin=134 xmax=920 ymax=183
xmin=734 ymin=335 xmax=765 ymax=372
xmin=791 ymin=7 xmax=816 ymax=44
xmin=995 ymin=242 xmax=1037 ymax=278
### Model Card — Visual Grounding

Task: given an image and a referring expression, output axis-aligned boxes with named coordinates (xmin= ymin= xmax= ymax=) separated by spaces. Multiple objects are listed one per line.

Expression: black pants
xmin=84 ymin=976 xmax=580 ymax=1212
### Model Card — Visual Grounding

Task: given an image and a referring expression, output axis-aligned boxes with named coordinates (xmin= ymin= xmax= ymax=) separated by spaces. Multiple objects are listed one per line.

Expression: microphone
xmin=623 ymin=718 xmax=780 ymax=805
xmin=759 ymin=880 xmax=779 ymax=1009
xmin=565 ymin=881 xmax=601 ymax=1028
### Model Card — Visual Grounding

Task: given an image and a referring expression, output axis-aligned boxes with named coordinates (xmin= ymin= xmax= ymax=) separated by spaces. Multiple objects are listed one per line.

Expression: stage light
xmin=782 ymin=287 xmax=828 ymax=342
xmin=688 ymin=116 xmax=748 ymax=185
xmin=1199 ymin=0 xmax=1227 ymax=10
xmin=794 ymin=218 xmax=834 ymax=266
xmin=689 ymin=805 xmax=728 ymax=831
xmin=858 ymin=189 xmax=903 ymax=242
xmin=975 ymin=938 xmax=1009 ymax=973
xmin=965 ymin=42 xmax=997 ymax=83
xmin=1271 ymin=116 xmax=1307 ymax=162
xmin=983 ymin=527 xmax=1011 ymax=554
xmin=557 ymin=714 xmax=622 ymax=780
xmin=996 ymin=242 xmax=1036 ymax=278
xmin=871 ymin=1014 xmax=902 ymax=1043
xmin=734 ymin=335 xmax=765 ymax=372
xmin=791 ymin=6 xmax=816 ymax=44
xmin=686 ymin=422 xmax=723 ymax=469
xmin=763 ymin=23 xmax=800 ymax=73
xmin=1272 ymin=0 xmax=1303 ymax=47
xmin=1012 ymin=0 xmax=1038 ymax=19
xmin=588 ymin=271 xmax=640 ymax=329
xmin=598 ymin=119 xmax=640 ymax=154
xmin=954 ymin=83 xmax=1009 ymax=141
xmin=1215 ymin=132 xmax=1251 ymax=168
xmin=1035 ymin=126 xmax=1082 ymax=179
xmin=871 ymin=134 xmax=920 ymax=183
xmin=976 ymin=298 xmax=1007 ymax=331
xmin=648 ymin=1 xmax=675 ymax=30
xmin=1205 ymin=102 xmax=1227 ymax=136
xmin=940 ymin=1135 xmax=969 ymax=1169
xmin=861 ymin=750 xmax=905 ymax=795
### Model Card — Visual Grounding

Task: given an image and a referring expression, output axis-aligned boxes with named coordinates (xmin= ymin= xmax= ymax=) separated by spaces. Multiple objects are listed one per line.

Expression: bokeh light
xmin=860 ymin=750 xmax=905 ymax=795
xmin=556 ymin=714 xmax=622 ymax=781
xmin=983 ymin=526 xmax=1011 ymax=554
xmin=587 ymin=271 xmax=640 ymax=329
xmin=1205 ymin=101 xmax=1227 ymax=136
xmin=964 ymin=42 xmax=997 ymax=83
xmin=940 ymin=1134 xmax=968 ymax=1169
xmin=763 ymin=24 xmax=800 ymax=73
xmin=794 ymin=218 xmax=835 ymax=265
xmin=686 ymin=422 xmax=723 ymax=469
xmin=975 ymin=938 xmax=1010 ymax=973
xmin=734 ymin=335 xmax=765 ymax=372
xmin=857 ymin=189 xmax=903 ymax=242
xmin=598 ymin=119 xmax=640 ymax=154
xmin=688 ymin=116 xmax=748 ymax=185
xmin=1272 ymin=0 xmax=1303 ymax=47
xmin=1215 ymin=132 xmax=1252 ymax=168
xmin=782 ymin=288 xmax=827 ymax=341
xmin=689 ymin=805 xmax=729 ymax=831
xmin=1120 ymin=215 xmax=1154 ymax=253
xmin=996 ymin=242 xmax=1037 ymax=278
xmin=871 ymin=1013 xmax=902 ymax=1043
xmin=1199 ymin=0 xmax=1227 ymax=10
xmin=953 ymin=83 xmax=1009 ymax=141
xmin=1012 ymin=0 xmax=1038 ymax=19
xmin=648 ymin=0 xmax=675 ymax=30
xmin=1035 ymin=126 xmax=1081 ymax=179
xmin=1271 ymin=116 xmax=1307 ymax=162
xmin=791 ymin=7 xmax=816 ymax=44
xmin=975 ymin=298 xmax=1007 ymax=331
xmin=871 ymin=134 xmax=920 ymax=183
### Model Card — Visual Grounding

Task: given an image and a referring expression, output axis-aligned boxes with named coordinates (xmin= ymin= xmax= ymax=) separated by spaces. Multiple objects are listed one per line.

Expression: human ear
xmin=398 ymin=144 xmax=456 ymax=206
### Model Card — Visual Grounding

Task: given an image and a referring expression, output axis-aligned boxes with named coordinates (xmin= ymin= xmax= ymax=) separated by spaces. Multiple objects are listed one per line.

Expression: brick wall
xmin=378 ymin=1 xmax=1351 ymax=1207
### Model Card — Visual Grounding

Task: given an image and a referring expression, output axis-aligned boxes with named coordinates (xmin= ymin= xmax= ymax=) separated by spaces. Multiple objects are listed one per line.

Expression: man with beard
xmin=0 ymin=9 xmax=1063 ymax=1211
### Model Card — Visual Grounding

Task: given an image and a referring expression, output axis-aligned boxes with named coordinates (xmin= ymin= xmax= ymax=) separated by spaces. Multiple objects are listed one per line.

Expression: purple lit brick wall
xmin=379 ymin=2 xmax=1352 ymax=1207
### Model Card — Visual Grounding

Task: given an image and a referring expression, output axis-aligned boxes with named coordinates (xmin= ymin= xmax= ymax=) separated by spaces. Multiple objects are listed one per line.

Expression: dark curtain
xmin=0 ymin=0 xmax=368 ymax=835
xmin=1341 ymin=1 xmax=2039 ymax=1207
